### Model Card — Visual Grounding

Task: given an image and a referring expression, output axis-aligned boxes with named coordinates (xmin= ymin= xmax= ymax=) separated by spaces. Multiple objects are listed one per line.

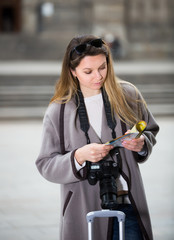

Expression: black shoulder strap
xmin=59 ymin=103 xmax=66 ymax=154
xmin=101 ymin=88 xmax=116 ymax=139
xmin=75 ymin=87 xmax=117 ymax=144
xmin=75 ymin=90 xmax=91 ymax=144
xmin=120 ymin=120 xmax=127 ymax=135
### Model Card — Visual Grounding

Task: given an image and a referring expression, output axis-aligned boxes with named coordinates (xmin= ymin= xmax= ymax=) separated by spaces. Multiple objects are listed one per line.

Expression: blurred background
xmin=0 ymin=0 xmax=174 ymax=239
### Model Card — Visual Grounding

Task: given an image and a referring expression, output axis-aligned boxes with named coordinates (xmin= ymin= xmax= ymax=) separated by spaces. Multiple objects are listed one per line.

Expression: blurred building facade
xmin=0 ymin=0 xmax=173 ymax=60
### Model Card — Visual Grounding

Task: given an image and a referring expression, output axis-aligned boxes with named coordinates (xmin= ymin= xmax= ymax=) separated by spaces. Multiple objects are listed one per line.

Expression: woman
xmin=36 ymin=35 xmax=159 ymax=240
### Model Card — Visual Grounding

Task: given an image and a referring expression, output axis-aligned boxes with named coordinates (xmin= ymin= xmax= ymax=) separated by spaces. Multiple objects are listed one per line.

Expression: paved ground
xmin=0 ymin=116 xmax=174 ymax=240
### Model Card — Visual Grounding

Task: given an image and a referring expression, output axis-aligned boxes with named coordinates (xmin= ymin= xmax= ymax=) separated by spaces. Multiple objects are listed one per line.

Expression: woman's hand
xmin=75 ymin=143 xmax=114 ymax=166
xmin=122 ymin=130 xmax=145 ymax=152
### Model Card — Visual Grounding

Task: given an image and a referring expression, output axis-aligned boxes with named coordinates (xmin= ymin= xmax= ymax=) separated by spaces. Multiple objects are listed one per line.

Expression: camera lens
xmin=101 ymin=193 xmax=118 ymax=209
xmin=99 ymin=176 xmax=117 ymax=209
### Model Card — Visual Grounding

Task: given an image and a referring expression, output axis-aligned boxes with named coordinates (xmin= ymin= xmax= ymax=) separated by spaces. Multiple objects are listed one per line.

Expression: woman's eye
xmin=84 ymin=71 xmax=92 ymax=74
xmin=100 ymin=66 xmax=106 ymax=70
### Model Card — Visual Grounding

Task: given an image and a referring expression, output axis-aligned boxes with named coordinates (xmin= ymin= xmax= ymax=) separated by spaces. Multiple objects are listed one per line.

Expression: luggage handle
xmin=86 ymin=210 xmax=125 ymax=222
xmin=86 ymin=210 xmax=125 ymax=240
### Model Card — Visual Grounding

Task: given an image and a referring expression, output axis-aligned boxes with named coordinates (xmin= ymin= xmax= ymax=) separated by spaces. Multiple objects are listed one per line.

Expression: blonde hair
xmin=51 ymin=35 xmax=146 ymax=126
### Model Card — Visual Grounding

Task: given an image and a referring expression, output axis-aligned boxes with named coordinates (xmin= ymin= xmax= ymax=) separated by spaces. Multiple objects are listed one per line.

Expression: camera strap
xmin=75 ymin=89 xmax=91 ymax=144
xmin=101 ymin=88 xmax=116 ymax=139
xmin=75 ymin=87 xmax=117 ymax=143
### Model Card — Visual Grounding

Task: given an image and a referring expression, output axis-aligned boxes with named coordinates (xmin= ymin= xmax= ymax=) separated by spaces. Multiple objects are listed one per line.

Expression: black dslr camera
xmin=87 ymin=160 xmax=119 ymax=210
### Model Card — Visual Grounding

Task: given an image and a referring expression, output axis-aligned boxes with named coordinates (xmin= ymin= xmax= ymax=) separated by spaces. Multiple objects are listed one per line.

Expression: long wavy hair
xmin=50 ymin=35 xmax=146 ymax=126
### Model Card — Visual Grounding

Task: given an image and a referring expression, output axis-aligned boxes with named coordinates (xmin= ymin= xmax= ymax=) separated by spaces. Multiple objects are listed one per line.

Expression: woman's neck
xmin=81 ymin=88 xmax=101 ymax=98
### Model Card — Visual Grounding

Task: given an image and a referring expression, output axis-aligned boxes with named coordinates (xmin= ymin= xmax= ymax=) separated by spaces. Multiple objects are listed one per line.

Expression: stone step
xmin=0 ymin=61 xmax=174 ymax=76
xmin=0 ymin=84 xmax=173 ymax=107
xmin=0 ymin=61 xmax=173 ymax=118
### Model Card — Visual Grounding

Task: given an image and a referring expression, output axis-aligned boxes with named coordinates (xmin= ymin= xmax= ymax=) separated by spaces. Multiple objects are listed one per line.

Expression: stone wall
xmin=0 ymin=0 xmax=173 ymax=60
xmin=124 ymin=0 xmax=174 ymax=58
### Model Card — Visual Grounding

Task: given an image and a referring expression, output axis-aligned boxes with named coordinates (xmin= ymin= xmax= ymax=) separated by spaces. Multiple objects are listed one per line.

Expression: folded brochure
xmin=105 ymin=120 xmax=147 ymax=148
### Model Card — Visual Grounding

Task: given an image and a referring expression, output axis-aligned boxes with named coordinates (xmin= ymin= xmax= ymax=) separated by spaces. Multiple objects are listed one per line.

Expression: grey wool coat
xmin=36 ymin=81 xmax=159 ymax=240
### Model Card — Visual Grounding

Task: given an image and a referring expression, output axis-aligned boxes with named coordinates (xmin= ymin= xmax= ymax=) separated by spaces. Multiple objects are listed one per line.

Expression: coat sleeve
xmin=134 ymin=87 xmax=160 ymax=163
xmin=136 ymin=108 xmax=159 ymax=163
xmin=35 ymin=105 xmax=87 ymax=184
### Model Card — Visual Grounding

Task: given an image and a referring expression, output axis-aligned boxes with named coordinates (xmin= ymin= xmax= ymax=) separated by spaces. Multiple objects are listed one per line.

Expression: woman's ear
xmin=70 ymin=69 xmax=76 ymax=78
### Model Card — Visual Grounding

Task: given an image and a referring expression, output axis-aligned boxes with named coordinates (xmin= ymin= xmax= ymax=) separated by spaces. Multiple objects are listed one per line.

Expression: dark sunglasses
xmin=70 ymin=38 xmax=104 ymax=57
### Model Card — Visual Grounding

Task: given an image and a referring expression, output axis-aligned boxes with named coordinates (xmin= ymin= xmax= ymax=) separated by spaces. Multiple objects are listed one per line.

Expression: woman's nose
xmin=94 ymin=70 xmax=102 ymax=80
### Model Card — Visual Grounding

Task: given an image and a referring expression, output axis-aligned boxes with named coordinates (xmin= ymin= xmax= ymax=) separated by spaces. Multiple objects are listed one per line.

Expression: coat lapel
xmin=87 ymin=106 xmax=111 ymax=144
xmin=100 ymin=107 xmax=114 ymax=144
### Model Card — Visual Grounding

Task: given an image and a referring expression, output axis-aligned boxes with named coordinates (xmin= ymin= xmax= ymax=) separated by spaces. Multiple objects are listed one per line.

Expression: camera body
xmin=87 ymin=160 xmax=119 ymax=210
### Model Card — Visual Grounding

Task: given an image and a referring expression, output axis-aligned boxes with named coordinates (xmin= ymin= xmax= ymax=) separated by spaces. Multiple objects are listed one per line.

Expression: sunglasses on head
xmin=70 ymin=38 xmax=104 ymax=57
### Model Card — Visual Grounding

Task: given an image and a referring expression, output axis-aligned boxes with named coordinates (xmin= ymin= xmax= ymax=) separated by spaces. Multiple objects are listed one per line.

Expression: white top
xmin=84 ymin=93 xmax=103 ymax=138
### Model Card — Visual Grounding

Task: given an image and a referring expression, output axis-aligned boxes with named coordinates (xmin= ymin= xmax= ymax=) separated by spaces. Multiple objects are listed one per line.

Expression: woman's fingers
xmin=90 ymin=144 xmax=113 ymax=162
xmin=75 ymin=143 xmax=113 ymax=165
xmin=122 ymin=135 xmax=145 ymax=152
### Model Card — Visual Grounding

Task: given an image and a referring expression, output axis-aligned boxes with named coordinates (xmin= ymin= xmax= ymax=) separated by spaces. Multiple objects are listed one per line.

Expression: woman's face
xmin=71 ymin=54 xmax=107 ymax=97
